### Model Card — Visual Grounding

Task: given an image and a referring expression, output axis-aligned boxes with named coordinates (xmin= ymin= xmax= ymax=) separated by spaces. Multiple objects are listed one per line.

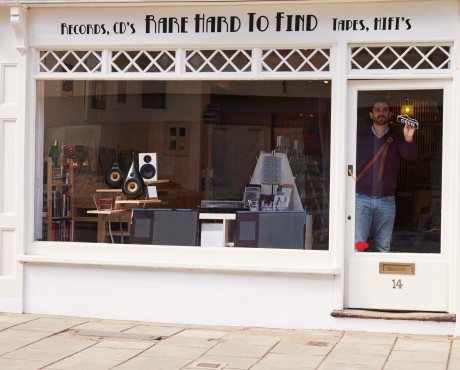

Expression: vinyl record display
xmin=105 ymin=150 xmax=124 ymax=188
xmin=122 ymin=155 xmax=145 ymax=199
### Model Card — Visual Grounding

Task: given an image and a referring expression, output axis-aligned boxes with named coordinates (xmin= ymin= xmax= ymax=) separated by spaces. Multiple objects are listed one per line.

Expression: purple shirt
xmin=356 ymin=128 xmax=417 ymax=197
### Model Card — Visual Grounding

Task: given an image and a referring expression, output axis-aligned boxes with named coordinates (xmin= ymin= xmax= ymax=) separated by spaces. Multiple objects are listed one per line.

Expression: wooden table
xmin=115 ymin=199 xmax=161 ymax=206
xmin=87 ymin=209 xmax=131 ymax=243
xmin=87 ymin=186 xmax=165 ymax=243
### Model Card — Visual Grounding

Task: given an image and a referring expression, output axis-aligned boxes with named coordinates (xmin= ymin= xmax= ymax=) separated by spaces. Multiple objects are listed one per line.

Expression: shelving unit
xmin=273 ymin=113 xmax=329 ymax=249
xmin=43 ymin=156 xmax=74 ymax=241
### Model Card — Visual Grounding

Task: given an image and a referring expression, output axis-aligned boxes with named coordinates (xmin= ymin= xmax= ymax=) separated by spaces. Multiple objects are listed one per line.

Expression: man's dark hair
xmin=372 ymin=99 xmax=390 ymax=107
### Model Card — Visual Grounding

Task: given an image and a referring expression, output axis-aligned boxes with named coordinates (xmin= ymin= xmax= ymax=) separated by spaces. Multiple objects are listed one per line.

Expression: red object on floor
xmin=356 ymin=241 xmax=369 ymax=252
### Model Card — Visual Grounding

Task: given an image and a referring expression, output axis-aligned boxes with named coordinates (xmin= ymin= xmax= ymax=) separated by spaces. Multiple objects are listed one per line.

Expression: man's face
xmin=370 ymin=102 xmax=392 ymax=126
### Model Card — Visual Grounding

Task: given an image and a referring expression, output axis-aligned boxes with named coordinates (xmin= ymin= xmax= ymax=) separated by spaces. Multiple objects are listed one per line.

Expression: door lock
xmin=348 ymin=165 xmax=356 ymax=180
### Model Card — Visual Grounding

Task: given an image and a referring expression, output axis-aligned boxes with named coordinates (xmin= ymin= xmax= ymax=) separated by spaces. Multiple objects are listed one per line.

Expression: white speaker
xmin=139 ymin=153 xmax=158 ymax=182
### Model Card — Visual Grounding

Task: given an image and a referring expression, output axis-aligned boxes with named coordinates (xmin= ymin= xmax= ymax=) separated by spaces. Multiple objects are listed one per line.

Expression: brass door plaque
xmin=379 ymin=262 xmax=415 ymax=275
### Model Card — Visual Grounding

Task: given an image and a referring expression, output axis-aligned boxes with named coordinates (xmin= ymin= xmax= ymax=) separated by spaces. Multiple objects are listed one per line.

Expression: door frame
xmin=344 ymin=79 xmax=454 ymax=312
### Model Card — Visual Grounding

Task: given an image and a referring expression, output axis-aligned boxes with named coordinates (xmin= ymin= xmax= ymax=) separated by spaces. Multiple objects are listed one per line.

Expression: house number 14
xmin=392 ymin=279 xmax=403 ymax=289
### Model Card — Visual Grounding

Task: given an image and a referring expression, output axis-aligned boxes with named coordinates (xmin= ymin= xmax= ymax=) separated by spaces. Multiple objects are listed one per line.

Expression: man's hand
xmin=403 ymin=123 xmax=416 ymax=143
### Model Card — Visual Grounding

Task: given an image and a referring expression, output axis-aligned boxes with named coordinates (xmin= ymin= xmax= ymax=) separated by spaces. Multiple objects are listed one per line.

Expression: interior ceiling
xmin=210 ymin=80 xmax=331 ymax=98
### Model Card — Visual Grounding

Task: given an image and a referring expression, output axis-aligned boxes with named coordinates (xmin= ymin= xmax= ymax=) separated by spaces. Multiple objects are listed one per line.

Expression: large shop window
xmin=36 ymin=80 xmax=331 ymax=250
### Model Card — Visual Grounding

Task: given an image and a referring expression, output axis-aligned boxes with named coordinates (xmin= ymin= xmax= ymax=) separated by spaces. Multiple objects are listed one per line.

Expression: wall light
xmin=400 ymin=99 xmax=414 ymax=117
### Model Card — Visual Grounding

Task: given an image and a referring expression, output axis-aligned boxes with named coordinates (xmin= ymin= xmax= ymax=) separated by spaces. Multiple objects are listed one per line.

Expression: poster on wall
xmin=164 ymin=121 xmax=191 ymax=156
xmin=84 ymin=81 xmax=107 ymax=121
xmin=142 ymin=81 xmax=166 ymax=109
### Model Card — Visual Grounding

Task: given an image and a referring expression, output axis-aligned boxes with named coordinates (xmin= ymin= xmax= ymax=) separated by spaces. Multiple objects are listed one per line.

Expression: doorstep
xmin=331 ymin=309 xmax=456 ymax=322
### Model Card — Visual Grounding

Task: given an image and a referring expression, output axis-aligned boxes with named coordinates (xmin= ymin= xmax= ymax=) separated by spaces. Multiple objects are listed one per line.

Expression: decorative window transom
xmin=350 ymin=45 xmax=451 ymax=72
xmin=37 ymin=47 xmax=331 ymax=76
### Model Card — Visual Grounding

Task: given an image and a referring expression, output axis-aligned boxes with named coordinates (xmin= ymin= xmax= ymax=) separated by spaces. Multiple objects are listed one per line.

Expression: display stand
xmin=275 ymin=149 xmax=329 ymax=249
xmin=199 ymin=213 xmax=236 ymax=247
xmin=245 ymin=152 xmax=308 ymax=249
xmin=272 ymin=113 xmax=329 ymax=249
xmin=249 ymin=152 xmax=303 ymax=211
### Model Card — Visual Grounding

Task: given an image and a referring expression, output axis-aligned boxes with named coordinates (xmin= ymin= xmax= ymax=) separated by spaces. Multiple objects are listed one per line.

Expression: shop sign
xmin=28 ymin=1 xmax=457 ymax=46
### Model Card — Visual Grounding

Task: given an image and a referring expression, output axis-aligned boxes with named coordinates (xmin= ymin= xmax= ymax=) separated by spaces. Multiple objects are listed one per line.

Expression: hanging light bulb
xmin=400 ymin=99 xmax=414 ymax=117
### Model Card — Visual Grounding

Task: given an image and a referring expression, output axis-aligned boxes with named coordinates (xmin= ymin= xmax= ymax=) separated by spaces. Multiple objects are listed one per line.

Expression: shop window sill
xmin=19 ymin=254 xmax=341 ymax=276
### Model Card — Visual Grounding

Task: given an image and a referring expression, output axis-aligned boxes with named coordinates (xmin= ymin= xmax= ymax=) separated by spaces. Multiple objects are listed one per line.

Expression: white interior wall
xmin=43 ymin=80 xmax=203 ymax=191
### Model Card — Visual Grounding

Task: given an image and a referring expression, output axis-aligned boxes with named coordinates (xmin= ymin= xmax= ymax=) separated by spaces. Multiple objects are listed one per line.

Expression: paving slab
xmin=0 ymin=329 xmax=53 ymax=342
xmin=45 ymin=357 xmax=122 ymax=369
xmin=70 ymin=346 xmax=145 ymax=361
xmin=383 ymin=361 xmax=447 ymax=370
xmin=448 ymin=356 xmax=460 ymax=370
xmin=393 ymin=337 xmax=451 ymax=352
xmin=141 ymin=344 xmax=209 ymax=359
xmin=122 ymin=324 xmax=185 ymax=337
xmin=205 ymin=341 xmax=273 ymax=358
xmin=187 ymin=354 xmax=259 ymax=369
xmin=387 ymin=349 xmax=449 ymax=363
xmin=114 ymin=355 xmax=193 ymax=369
xmin=340 ymin=333 xmax=396 ymax=345
xmin=1 ymin=347 xmax=72 ymax=362
xmin=13 ymin=318 xmax=85 ymax=333
xmin=0 ymin=357 xmax=50 ymax=370
xmin=322 ymin=351 xmax=388 ymax=368
xmin=270 ymin=341 xmax=333 ymax=355
xmin=318 ymin=364 xmax=382 ymax=370
xmin=160 ymin=336 xmax=219 ymax=349
xmin=251 ymin=352 xmax=324 ymax=369
xmin=71 ymin=321 xmax=137 ymax=332
xmin=93 ymin=339 xmax=155 ymax=350
xmin=0 ymin=339 xmax=33 ymax=355
xmin=26 ymin=335 xmax=98 ymax=351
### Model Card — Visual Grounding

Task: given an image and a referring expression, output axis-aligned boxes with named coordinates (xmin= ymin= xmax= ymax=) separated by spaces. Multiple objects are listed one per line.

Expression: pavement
xmin=0 ymin=312 xmax=458 ymax=370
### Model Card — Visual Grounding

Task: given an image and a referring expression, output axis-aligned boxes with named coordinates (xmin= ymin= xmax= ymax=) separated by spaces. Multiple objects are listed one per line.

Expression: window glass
xmin=36 ymin=80 xmax=331 ymax=250
xmin=355 ymin=90 xmax=442 ymax=253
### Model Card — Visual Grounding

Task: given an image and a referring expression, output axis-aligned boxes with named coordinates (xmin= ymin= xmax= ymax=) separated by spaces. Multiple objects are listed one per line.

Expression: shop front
xmin=1 ymin=0 xmax=459 ymax=335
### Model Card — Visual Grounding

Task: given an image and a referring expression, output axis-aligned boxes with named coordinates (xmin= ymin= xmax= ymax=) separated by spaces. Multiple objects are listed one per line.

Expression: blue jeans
xmin=355 ymin=194 xmax=395 ymax=252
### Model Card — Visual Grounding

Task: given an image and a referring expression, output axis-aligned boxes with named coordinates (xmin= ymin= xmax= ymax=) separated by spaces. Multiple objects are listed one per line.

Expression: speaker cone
xmin=126 ymin=180 xmax=139 ymax=193
xmin=109 ymin=171 xmax=121 ymax=183
xmin=140 ymin=163 xmax=156 ymax=180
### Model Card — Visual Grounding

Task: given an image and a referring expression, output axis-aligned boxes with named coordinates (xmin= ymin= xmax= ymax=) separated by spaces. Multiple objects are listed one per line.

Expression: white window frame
xmin=23 ymin=40 xmax=455 ymax=276
xmin=25 ymin=45 xmax=341 ymax=276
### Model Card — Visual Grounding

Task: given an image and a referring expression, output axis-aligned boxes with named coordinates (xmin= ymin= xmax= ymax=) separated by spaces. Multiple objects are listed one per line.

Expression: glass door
xmin=345 ymin=80 xmax=450 ymax=312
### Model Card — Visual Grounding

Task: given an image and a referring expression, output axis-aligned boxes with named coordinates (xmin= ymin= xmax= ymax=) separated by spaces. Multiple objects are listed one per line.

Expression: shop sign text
xmin=60 ymin=12 xmax=413 ymax=36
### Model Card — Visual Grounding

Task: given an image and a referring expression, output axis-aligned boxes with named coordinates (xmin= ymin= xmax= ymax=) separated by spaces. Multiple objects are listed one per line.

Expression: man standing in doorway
xmin=355 ymin=99 xmax=418 ymax=252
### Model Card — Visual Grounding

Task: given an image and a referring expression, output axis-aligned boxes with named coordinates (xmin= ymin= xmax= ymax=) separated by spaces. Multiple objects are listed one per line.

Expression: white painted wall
xmin=23 ymin=264 xmax=455 ymax=335
xmin=0 ymin=6 xmax=26 ymax=312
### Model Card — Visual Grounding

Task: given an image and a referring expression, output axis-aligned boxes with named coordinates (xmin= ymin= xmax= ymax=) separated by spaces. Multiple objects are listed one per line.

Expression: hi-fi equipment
xmin=139 ymin=153 xmax=158 ymax=182
xmin=122 ymin=154 xmax=145 ymax=199
xmin=105 ymin=150 xmax=124 ymax=189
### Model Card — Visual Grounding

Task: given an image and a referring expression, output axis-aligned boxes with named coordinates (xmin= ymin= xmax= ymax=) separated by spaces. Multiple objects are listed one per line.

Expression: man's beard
xmin=374 ymin=115 xmax=388 ymax=126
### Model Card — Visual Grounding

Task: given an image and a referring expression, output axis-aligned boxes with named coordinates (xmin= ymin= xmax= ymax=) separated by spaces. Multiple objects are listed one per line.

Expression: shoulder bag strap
xmin=356 ymin=133 xmax=396 ymax=182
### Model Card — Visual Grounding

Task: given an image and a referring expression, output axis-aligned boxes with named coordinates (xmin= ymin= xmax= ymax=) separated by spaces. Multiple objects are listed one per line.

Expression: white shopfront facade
xmin=1 ymin=0 xmax=460 ymax=335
